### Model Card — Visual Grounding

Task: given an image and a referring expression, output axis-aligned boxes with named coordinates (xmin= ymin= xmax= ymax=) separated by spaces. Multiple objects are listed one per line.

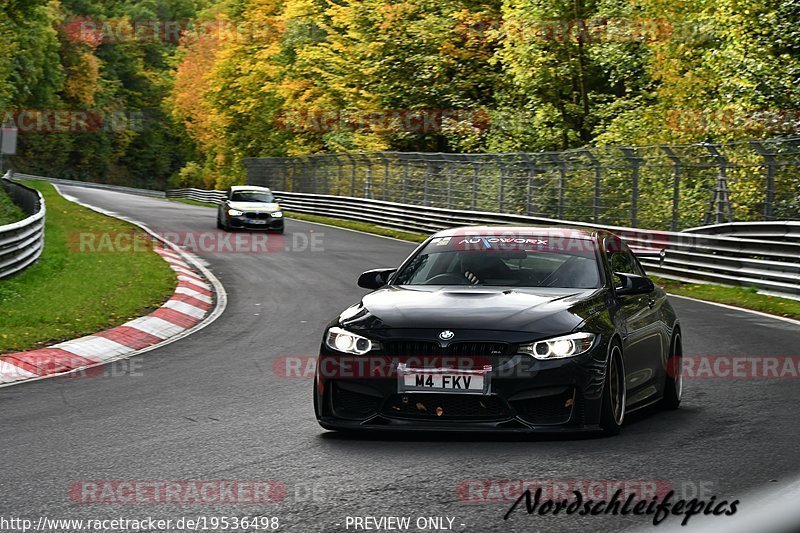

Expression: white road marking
xmin=163 ymin=299 xmax=207 ymax=319
xmin=0 ymin=361 xmax=37 ymax=383
xmin=174 ymin=286 xmax=213 ymax=303
xmin=170 ymin=265 xmax=202 ymax=278
xmin=119 ymin=316 xmax=185 ymax=339
xmin=177 ymin=275 xmax=210 ymax=290
xmin=668 ymin=293 xmax=800 ymax=328
xmin=54 ymin=336 xmax=134 ymax=361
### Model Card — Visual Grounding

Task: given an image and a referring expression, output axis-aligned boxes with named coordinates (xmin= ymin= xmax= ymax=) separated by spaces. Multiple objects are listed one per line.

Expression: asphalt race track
xmin=2 ymin=184 xmax=799 ymax=532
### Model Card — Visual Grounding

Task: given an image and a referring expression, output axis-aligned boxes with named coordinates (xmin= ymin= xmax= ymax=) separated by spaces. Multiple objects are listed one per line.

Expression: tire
xmin=216 ymin=217 xmax=224 ymax=230
xmin=600 ymin=342 xmax=626 ymax=436
xmin=661 ymin=330 xmax=683 ymax=410
xmin=313 ymin=377 xmax=321 ymax=418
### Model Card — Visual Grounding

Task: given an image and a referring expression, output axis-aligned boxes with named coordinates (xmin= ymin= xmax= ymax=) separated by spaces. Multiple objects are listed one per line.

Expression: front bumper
xmin=314 ymin=331 xmax=610 ymax=433
xmin=228 ymin=215 xmax=284 ymax=230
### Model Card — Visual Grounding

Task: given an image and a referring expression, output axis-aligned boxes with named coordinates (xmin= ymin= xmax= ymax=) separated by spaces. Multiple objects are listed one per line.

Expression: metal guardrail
xmin=166 ymin=188 xmax=225 ymax=204
xmin=13 ymin=174 xmax=166 ymax=198
xmin=685 ymin=221 xmax=800 ymax=243
xmin=0 ymin=172 xmax=45 ymax=279
xmin=167 ymin=187 xmax=800 ymax=296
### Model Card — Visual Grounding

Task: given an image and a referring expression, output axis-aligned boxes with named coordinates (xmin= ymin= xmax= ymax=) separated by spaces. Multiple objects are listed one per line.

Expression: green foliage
xmin=0 ymin=185 xmax=26 ymax=225
xmin=2 ymin=0 xmax=798 ymax=192
xmin=1 ymin=0 xmax=202 ymax=187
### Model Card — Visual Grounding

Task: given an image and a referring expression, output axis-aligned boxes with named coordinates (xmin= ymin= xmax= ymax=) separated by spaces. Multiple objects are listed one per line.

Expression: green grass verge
xmin=0 ymin=185 xmax=25 ymax=225
xmin=651 ymin=276 xmax=800 ymax=321
xmin=0 ymin=181 xmax=177 ymax=353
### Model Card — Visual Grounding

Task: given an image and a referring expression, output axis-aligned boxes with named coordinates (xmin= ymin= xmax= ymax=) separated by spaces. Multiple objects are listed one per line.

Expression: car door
xmin=605 ymin=237 xmax=666 ymax=407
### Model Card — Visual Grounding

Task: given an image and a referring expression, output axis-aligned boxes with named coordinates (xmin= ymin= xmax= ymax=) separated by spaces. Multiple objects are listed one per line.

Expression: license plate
xmin=397 ymin=363 xmax=490 ymax=395
xmin=249 ymin=219 xmax=268 ymax=224
xmin=403 ymin=372 xmax=484 ymax=391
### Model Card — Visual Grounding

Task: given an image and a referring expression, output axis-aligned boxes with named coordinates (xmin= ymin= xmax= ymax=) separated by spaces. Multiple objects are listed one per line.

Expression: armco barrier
xmin=166 ymin=187 xmax=800 ymax=297
xmin=165 ymin=188 xmax=225 ymax=204
xmin=0 ymin=172 xmax=45 ymax=279
xmin=13 ymin=173 xmax=166 ymax=198
xmin=685 ymin=221 xmax=800 ymax=243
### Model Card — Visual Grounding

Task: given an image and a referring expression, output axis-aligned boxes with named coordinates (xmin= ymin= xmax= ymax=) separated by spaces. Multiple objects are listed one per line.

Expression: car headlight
xmin=519 ymin=332 xmax=596 ymax=360
xmin=227 ymin=209 xmax=244 ymax=216
xmin=325 ymin=327 xmax=379 ymax=355
xmin=271 ymin=211 xmax=283 ymax=218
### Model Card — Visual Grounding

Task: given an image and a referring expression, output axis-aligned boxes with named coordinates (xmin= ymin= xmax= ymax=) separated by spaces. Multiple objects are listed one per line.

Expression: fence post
xmin=333 ymin=155 xmax=343 ymax=196
xmin=471 ymin=160 xmax=479 ymax=210
xmin=402 ymin=158 xmax=409 ymax=204
xmin=750 ymin=140 xmax=775 ymax=221
xmin=447 ymin=166 xmax=453 ymax=209
xmin=547 ymin=153 xmax=566 ymax=220
xmin=341 ymin=152 xmax=356 ymax=196
xmin=280 ymin=159 xmax=288 ymax=191
xmin=493 ymin=155 xmax=506 ymax=213
xmin=583 ymin=149 xmax=601 ymax=224
xmin=363 ymin=154 xmax=373 ymax=199
xmin=520 ymin=153 xmax=537 ymax=216
xmin=381 ymin=153 xmax=390 ymax=201
xmin=661 ymin=146 xmax=683 ymax=231
xmin=620 ymin=147 xmax=643 ymax=227
xmin=423 ymin=156 xmax=430 ymax=207
xmin=311 ymin=155 xmax=319 ymax=194
xmin=315 ymin=155 xmax=324 ymax=194
xmin=702 ymin=143 xmax=733 ymax=225
xmin=287 ymin=159 xmax=298 ymax=192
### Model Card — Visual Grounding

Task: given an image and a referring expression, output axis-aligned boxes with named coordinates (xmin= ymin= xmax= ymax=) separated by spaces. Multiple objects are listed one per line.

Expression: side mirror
xmin=614 ymin=272 xmax=654 ymax=296
xmin=358 ymin=268 xmax=397 ymax=290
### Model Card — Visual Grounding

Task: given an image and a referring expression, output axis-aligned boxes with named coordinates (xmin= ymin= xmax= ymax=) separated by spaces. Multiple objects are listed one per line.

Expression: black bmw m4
xmin=314 ymin=226 xmax=683 ymax=435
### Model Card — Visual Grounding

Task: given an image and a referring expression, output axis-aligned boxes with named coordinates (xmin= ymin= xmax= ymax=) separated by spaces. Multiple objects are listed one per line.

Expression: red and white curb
xmin=0 ymin=186 xmax=227 ymax=387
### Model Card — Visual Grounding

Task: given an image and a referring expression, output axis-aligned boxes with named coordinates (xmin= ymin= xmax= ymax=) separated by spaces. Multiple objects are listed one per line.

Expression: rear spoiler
xmin=631 ymin=247 xmax=666 ymax=266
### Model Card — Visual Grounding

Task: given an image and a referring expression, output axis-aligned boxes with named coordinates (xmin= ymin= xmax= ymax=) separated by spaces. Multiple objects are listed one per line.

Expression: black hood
xmin=338 ymin=285 xmax=607 ymax=335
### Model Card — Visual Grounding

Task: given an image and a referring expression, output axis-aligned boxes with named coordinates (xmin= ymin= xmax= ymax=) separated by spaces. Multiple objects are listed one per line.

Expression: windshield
xmin=230 ymin=191 xmax=274 ymax=203
xmin=393 ymin=235 xmax=601 ymax=289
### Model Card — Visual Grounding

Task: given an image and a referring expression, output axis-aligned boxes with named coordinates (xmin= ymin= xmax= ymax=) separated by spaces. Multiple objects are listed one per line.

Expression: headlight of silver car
xmin=325 ymin=327 xmax=379 ymax=355
xmin=518 ymin=332 xmax=596 ymax=360
xmin=227 ymin=208 xmax=244 ymax=216
xmin=271 ymin=211 xmax=283 ymax=218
